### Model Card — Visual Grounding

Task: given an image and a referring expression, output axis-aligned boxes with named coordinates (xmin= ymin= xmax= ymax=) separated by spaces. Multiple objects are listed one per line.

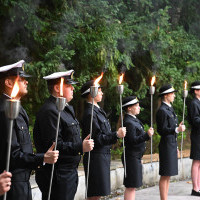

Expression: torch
xmin=149 ymin=76 xmax=156 ymax=168
xmin=47 ymin=78 xmax=66 ymax=200
xmin=85 ymin=72 xmax=103 ymax=199
xmin=180 ymin=80 xmax=188 ymax=162
xmin=116 ymin=73 xmax=127 ymax=177
xmin=3 ymin=78 xmax=20 ymax=200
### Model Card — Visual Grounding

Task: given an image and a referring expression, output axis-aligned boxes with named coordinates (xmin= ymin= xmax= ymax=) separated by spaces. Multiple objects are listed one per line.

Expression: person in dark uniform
xmin=156 ymin=84 xmax=185 ymax=200
xmin=0 ymin=171 xmax=12 ymax=196
xmin=0 ymin=60 xmax=59 ymax=200
xmin=81 ymin=80 xmax=126 ymax=200
xmin=121 ymin=96 xmax=154 ymax=200
xmin=187 ymin=81 xmax=200 ymax=196
xmin=33 ymin=70 xmax=94 ymax=200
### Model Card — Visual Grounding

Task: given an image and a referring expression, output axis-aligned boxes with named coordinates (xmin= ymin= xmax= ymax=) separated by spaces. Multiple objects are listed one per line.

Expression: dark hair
xmin=0 ymin=76 xmax=16 ymax=95
xmin=0 ymin=78 xmax=5 ymax=94
xmin=47 ymin=79 xmax=60 ymax=94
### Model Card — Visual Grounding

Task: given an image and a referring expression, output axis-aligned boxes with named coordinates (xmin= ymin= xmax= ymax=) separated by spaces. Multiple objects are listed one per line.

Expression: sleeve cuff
xmin=145 ymin=132 xmax=150 ymax=140
xmin=175 ymin=127 xmax=179 ymax=133
xmin=35 ymin=153 xmax=45 ymax=168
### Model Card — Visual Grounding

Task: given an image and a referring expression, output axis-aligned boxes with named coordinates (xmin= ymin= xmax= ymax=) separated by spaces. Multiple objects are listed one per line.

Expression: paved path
xmin=109 ymin=180 xmax=200 ymax=200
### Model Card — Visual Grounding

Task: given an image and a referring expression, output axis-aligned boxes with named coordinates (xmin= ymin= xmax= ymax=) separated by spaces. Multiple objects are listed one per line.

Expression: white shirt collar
xmin=3 ymin=93 xmax=11 ymax=99
xmin=163 ymin=101 xmax=171 ymax=107
xmin=127 ymin=113 xmax=136 ymax=118
xmin=87 ymin=101 xmax=100 ymax=108
xmin=51 ymin=95 xmax=69 ymax=106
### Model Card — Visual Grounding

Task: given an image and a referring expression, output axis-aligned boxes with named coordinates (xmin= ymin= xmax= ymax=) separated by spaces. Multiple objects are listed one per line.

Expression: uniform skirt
xmin=83 ymin=152 xmax=111 ymax=197
xmin=122 ymin=152 xmax=143 ymax=188
xmin=190 ymin=133 xmax=200 ymax=160
xmin=159 ymin=135 xmax=178 ymax=176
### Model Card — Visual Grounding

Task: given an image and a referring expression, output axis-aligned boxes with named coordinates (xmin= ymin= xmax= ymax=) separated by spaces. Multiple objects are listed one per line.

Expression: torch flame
xmin=119 ymin=73 xmax=124 ymax=85
xmin=11 ymin=78 xmax=19 ymax=99
xmin=184 ymin=80 xmax=187 ymax=90
xmin=151 ymin=76 xmax=156 ymax=86
xmin=94 ymin=72 xmax=104 ymax=86
xmin=60 ymin=78 xmax=64 ymax=97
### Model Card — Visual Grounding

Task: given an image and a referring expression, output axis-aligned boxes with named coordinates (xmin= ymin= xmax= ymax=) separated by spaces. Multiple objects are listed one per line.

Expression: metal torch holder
xmin=180 ymin=90 xmax=188 ymax=163
xmin=85 ymin=86 xmax=98 ymax=199
xmin=48 ymin=97 xmax=66 ymax=200
xmin=4 ymin=99 xmax=20 ymax=200
xmin=116 ymin=85 xmax=127 ymax=177
xmin=149 ymin=86 xmax=155 ymax=168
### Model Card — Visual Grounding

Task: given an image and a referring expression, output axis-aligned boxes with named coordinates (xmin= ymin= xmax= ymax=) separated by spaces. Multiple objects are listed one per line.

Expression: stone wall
xmin=32 ymin=157 xmax=192 ymax=200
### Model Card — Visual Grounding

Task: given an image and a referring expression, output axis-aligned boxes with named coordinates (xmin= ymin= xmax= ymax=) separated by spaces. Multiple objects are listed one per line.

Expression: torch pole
xmin=3 ymin=99 xmax=20 ymax=200
xmin=116 ymin=85 xmax=126 ymax=177
xmin=149 ymin=86 xmax=155 ymax=168
xmin=85 ymin=86 xmax=98 ymax=199
xmin=47 ymin=97 xmax=66 ymax=200
xmin=120 ymin=93 xmax=127 ymax=178
xmin=181 ymin=90 xmax=188 ymax=163
xmin=150 ymin=94 xmax=153 ymax=167
xmin=3 ymin=120 xmax=14 ymax=200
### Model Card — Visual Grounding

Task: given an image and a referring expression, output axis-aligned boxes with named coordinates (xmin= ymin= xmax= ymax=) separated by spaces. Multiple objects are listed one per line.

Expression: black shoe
xmin=191 ymin=189 xmax=200 ymax=196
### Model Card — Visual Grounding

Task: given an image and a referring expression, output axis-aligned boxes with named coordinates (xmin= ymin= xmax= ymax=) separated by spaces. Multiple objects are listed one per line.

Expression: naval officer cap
xmin=43 ymin=70 xmax=78 ymax=85
xmin=159 ymin=84 xmax=177 ymax=97
xmin=122 ymin=96 xmax=139 ymax=110
xmin=0 ymin=60 xmax=31 ymax=78
xmin=190 ymin=81 xmax=200 ymax=92
xmin=81 ymin=80 xmax=102 ymax=98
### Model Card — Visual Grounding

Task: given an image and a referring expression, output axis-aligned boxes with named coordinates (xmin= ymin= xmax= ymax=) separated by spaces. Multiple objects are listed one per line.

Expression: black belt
xmin=90 ymin=148 xmax=111 ymax=154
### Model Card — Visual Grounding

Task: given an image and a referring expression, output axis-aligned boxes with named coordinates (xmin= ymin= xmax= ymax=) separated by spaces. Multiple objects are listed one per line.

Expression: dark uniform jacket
xmin=123 ymin=113 xmax=149 ymax=188
xmin=81 ymin=103 xmax=118 ymax=197
xmin=82 ymin=103 xmax=117 ymax=152
xmin=188 ymin=97 xmax=200 ymax=159
xmin=33 ymin=95 xmax=82 ymax=166
xmin=124 ymin=114 xmax=149 ymax=157
xmin=0 ymin=94 xmax=44 ymax=200
xmin=156 ymin=102 xmax=178 ymax=176
xmin=33 ymin=95 xmax=82 ymax=200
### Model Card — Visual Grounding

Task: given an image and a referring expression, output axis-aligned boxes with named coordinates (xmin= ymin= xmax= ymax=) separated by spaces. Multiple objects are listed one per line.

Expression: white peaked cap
xmin=0 ymin=60 xmax=25 ymax=73
xmin=43 ymin=70 xmax=74 ymax=80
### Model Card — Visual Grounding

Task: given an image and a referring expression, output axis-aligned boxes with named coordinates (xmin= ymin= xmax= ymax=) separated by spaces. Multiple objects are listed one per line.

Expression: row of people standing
xmin=119 ymin=83 xmax=200 ymax=200
xmin=0 ymin=60 xmax=125 ymax=200
xmin=0 ymin=60 xmax=199 ymax=200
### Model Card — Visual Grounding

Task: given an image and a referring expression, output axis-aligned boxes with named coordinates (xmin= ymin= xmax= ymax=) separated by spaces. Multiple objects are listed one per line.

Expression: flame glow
xmin=119 ymin=73 xmax=124 ymax=85
xmin=151 ymin=76 xmax=156 ymax=86
xmin=94 ymin=72 xmax=104 ymax=86
xmin=11 ymin=78 xmax=19 ymax=98
xmin=184 ymin=80 xmax=187 ymax=90
xmin=60 ymin=78 xmax=64 ymax=97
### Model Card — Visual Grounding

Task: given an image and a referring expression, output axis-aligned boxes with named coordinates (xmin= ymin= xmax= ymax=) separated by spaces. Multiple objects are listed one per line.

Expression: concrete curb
xmin=32 ymin=158 xmax=192 ymax=200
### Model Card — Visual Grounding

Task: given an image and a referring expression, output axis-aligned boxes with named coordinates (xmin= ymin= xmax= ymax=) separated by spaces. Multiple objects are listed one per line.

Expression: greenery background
xmin=1 ymin=0 xmax=199 ymax=157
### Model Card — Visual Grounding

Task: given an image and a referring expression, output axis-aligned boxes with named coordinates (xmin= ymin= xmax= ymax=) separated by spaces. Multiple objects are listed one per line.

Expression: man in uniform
xmin=0 ymin=60 xmax=59 ymax=200
xmin=33 ymin=70 xmax=94 ymax=200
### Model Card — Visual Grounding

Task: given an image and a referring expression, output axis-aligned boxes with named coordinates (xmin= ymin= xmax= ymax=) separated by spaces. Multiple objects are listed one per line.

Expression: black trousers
xmin=36 ymin=166 xmax=78 ymax=200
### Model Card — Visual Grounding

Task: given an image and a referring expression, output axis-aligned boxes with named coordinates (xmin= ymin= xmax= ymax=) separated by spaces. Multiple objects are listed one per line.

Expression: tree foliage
xmin=1 ymin=0 xmax=200 ymax=154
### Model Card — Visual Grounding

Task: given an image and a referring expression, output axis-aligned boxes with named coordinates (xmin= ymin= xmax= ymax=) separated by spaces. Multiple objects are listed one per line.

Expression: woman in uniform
xmin=187 ymin=81 xmax=200 ymax=196
xmin=156 ymin=84 xmax=185 ymax=200
xmin=122 ymin=96 xmax=154 ymax=200
xmin=81 ymin=80 xmax=126 ymax=200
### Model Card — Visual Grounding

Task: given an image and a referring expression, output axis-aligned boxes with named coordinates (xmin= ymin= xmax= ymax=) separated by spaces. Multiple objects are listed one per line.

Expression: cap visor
xmin=66 ymin=80 xmax=78 ymax=85
xmin=159 ymin=90 xmax=177 ymax=97
xmin=20 ymin=73 xmax=32 ymax=78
